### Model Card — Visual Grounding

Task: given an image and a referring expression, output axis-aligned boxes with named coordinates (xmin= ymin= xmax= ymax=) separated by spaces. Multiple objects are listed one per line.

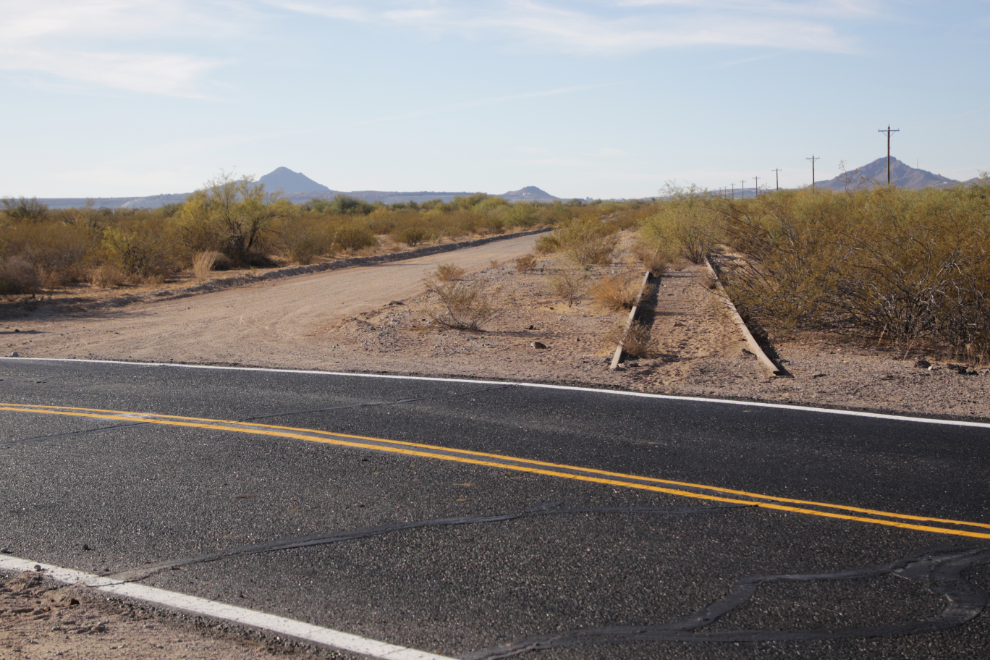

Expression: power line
xmin=878 ymin=125 xmax=901 ymax=186
xmin=806 ymin=155 xmax=820 ymax=192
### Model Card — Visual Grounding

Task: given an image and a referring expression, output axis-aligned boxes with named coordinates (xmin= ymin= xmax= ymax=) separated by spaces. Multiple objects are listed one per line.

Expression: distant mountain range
xmin=35 ymin=167 xmax=563 ymax=210
xmin=29 ymin=161 xmax=986 ymax=210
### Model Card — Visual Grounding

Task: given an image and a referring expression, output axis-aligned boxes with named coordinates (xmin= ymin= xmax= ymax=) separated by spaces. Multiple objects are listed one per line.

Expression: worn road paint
xmin=3 ymin=402 xmax=990 ymax=540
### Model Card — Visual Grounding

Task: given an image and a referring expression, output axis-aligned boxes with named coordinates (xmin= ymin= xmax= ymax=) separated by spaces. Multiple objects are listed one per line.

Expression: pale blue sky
xmin=2 ymin=0 xmax=988 ymax=199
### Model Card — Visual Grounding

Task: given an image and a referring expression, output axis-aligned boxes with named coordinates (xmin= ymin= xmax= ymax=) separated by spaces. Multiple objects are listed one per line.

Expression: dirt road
xmin=7 ymin=233 xmax=542 ymax=367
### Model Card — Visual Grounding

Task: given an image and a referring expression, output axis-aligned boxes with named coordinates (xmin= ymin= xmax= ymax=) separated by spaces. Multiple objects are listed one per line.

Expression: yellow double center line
xmin=4 ymin=402 xmax=990 ymax=540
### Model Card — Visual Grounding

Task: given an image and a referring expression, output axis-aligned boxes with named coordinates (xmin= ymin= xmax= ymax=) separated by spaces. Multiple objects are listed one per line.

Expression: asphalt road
xmin=2 ymin=358 xmax=990 ymax=659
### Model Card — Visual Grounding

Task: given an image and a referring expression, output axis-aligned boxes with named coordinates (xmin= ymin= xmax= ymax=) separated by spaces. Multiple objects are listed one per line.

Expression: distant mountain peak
xmin=501 ymin=185 xmax=558 ymax=201
xmin=819 ymin=157 xmax=959 ymax=191
xmin=258 ymin=167 xmax=332 ymax=194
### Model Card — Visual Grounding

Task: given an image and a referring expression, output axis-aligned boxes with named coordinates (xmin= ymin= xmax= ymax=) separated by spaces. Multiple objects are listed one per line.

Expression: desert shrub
xmin=590 ymin=272 xmax=650 ymax=312
xmin=480 ymin=214 xmax=505 ymax=235
xmin=331 ymin=221 xmax=377 ymax=252
xmin=720 ymin=185 xmax=990 ymax=356
xmin=101 ymin=226 xmax=177 ymax=283
xmin=278 ymin=217 xmax=330 ymax=265
xmin=88 ymin=264 xmax=125 ymax=289
xmin=474 ymin=196 xmax=509 ymax=214
xmin=434 ymin=263 xmax=466 ymax=282
xmin=534 ymin=234 xmax=560 ymax=255
xmin=538 ymin=202 xmax=574 ymax=226
xmin=515 ymin=254 xmax=537 ymax=273
xmin=1 ymin=197 xmax=48 ymax=222
xmin=310 ymin=194 xmax=375 ymax=215
xmin=431 ymin=209 xmax=476 ymax=239
xmin=557 ymin=217 xmax=620 ymax=265
xmin=20 ymin=223 xmax=96 ymax=289
xmin=504 ymin=203 xmax=539 ymax=228
xmin=544 ymin=263 xmax=586 ymax=307
xmin=396 ymin=225 xmax=428 ymax=246
xmin=423 ymin=271 xmax=502 ymax=330
xmin=366 ymin=208 xmax=399 ymax=234
xmin=0 ymin=256 xmax=41 ymax=295
xmin=640 ymin=184 xmax=725 ymax=264
xmin=179 ymin=173 xmax=291 ymax=265
xmin=158 ymin=202 xmax=184 ymax=218
xmin=450 ymin=193 xmax=489 ymax=210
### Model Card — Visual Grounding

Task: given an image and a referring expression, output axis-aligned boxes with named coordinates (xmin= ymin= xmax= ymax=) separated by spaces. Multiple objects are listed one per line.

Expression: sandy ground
xmin=2 ymin=229 xmax=988 ymax=658
xmin=0 ymin=571 xmax=335 ymax=659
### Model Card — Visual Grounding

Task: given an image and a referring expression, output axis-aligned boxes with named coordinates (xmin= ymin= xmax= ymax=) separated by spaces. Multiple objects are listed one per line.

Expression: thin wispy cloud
xmin=266 ymin=0 xmax=868 ymax=53
xmin=0 ymin=0 xmax=870 ymax=96
xmin=616 ymin=0 xmax=881 ymax=20
xmin=0 ymin=0 xmax=234 ymax=96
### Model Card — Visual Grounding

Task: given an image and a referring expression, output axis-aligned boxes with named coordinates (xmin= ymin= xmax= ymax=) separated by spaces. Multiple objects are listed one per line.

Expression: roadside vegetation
xmin=8 ymin=169 xmax=986 ymax=362
xmin=0 ymin=175 xmax=628 ymax=299
xmin=636 ymin=181 xmax=990 ymax=361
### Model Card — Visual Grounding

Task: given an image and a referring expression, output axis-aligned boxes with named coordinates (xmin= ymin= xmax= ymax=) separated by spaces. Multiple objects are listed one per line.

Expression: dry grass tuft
xmin=591 ymin=273 xmax=645 ymax=312
xmin=193 ymin=251 xmax=226 ymax=281
xmin=434 ymin=263 xmax=466 ymax=282
xmin=515 ymin=254 xmax=537 ymax=273
xmin=632 ymin=245 xmax=670 ymax=277
xmin=545 ymin=263 xmax=585 ymax=307
xmin=423 ymin=272 xmax=502 ymax=331
xmin=605 ymin=321 xmax=654 ymax=358
xmin=89 ymin=264 xmax=125 ymax=289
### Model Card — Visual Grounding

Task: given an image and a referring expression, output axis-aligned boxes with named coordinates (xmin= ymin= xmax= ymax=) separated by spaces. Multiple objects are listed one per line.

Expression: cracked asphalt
xmin=2 ymin=358 xmax=990 ymax=659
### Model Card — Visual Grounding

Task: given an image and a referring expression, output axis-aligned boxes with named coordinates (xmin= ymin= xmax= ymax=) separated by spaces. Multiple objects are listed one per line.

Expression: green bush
xmin=179 ymin=173 xmax=291 ymax=265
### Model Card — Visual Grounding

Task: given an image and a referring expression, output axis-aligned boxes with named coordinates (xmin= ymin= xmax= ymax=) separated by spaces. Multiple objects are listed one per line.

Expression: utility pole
xmin=878 ymin=125 xmax=900 ymax=186
xmin=730 ymin=183 xmax=734 ymax=199
xmin=741 ymin=179 xmax=746 ymax=199
xmin=807 ymin=155 xmax=820 ymax=192
xmin=753 ymin=176 xmax=760 ymax=196
xmin=772 ymin=168 xmax=781 ymax=191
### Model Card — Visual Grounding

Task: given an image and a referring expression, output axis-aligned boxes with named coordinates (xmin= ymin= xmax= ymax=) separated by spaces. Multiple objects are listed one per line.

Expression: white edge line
xmin=3 ymin=357 xmax=990 ymax=430
xmin=0 ymin=555 xmax=454 ymax=660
